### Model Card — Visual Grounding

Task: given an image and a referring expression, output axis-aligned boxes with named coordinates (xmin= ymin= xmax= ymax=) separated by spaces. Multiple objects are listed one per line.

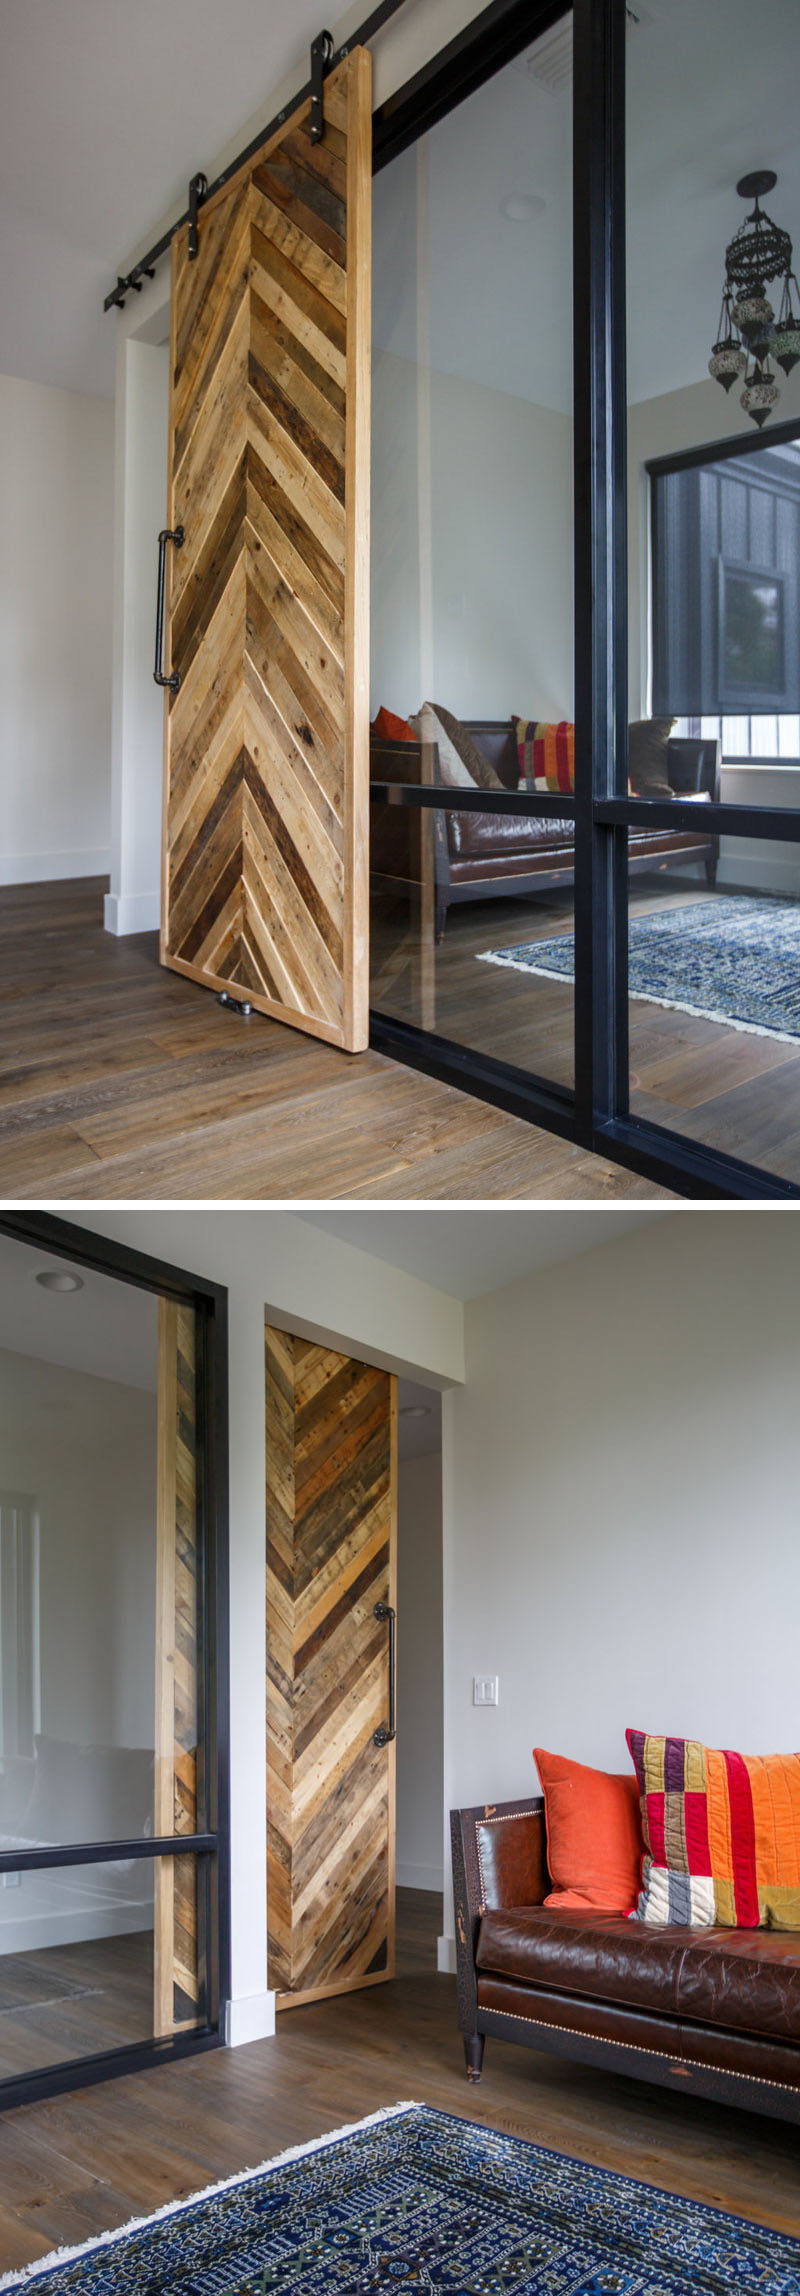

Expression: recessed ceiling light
xmin=399 ymin=1404 xmax=431 ymax=1419
xmin=500 ymin=193 xmax=547 ymax=223
xmin=35 ymin=1268 xmax=84 ymax=1294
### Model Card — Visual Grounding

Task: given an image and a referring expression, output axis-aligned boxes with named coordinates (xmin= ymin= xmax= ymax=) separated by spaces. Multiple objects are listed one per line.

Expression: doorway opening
xmin=264 ymin=1323 xmax=445 ymax=2009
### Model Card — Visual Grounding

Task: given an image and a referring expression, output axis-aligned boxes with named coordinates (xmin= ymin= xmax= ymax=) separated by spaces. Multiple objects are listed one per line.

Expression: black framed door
xmin=0 ymin=1213 xmax=230 ymax=2112
xmin=367 ymin=0 xmax=800 ymax=1200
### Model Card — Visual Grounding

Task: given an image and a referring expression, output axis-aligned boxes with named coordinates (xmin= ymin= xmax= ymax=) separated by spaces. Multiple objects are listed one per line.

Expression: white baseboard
xmin=225 ymin=1989 xmax=276 ymax=2047
xmin=437 ymin=1934 xmax=457 ymax=1975
xmin=0 ymin=847 xmax=110 ymax=887
xmin=104 ymin=889 xmax=161 ymax=936
xmin=0 ymin=1904 xmax=151 ymax=1956
xmin=397 ymin=1861 xmax=444 ymax=1892
xmin=718 ymin=853 xmax=800 ymax=897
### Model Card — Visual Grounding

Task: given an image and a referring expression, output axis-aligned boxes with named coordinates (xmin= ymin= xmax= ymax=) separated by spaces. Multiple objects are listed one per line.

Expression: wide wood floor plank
xmin=0 ymin=1892 xmax=797 ymax=2270
xmin=0 ymin=879 xmax=673 ymax=1201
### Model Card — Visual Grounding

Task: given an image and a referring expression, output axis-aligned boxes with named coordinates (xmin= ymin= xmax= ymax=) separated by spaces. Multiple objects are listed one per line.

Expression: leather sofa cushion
xmin=446 ymin=812 xmax=713 ymax=867
xmin=448 ymin=812 xmax=573 ymax=861
xmin=476 ymin=1907 xmax=800 ymax=2042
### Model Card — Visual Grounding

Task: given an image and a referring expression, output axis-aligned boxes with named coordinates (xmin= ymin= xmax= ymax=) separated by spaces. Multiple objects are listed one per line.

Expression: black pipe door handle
xmin=373 ymin=1601 xmax=396 ymax=1747
xmin=154 ymin=525 xmax=184 ymax=691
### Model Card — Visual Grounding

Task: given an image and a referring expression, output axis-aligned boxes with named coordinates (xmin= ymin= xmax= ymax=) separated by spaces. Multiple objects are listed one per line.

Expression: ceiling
xmin=0 ymin=1234 xmax=158 ymax=1390
xmin=3 ymin=0 xmax=800 ymax=406
xmin=0 ymin=0 xmax=335 ymax=397
xmin=375 ymin=0 xmax=800 ymax=411
xmin=294 ymin=1207 xmax=668 ymax=1301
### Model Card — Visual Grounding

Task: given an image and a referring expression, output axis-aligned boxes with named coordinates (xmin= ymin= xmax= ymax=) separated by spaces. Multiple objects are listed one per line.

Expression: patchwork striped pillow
xmin=627 ymin=1729 xmax=800 ymax=1930
xmin=515 ymin=719 xmax=574 ymax=794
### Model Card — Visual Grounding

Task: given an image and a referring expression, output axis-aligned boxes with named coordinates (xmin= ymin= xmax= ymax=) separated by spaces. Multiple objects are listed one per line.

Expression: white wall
xmin=106 ymin=333 xmax=170 ymax=936
xmin=0 ymin=373 xmax=114 ymax=886
xmin=371 ymin=350 xmax=573 ymax=724
xmin=75 ymin=1207 xmax=464 ymax=2044
xmin=440 ymin=1209 xmax=800 ymax=1954
xmin=396 ymin=1449 xmax=443 ymax=1893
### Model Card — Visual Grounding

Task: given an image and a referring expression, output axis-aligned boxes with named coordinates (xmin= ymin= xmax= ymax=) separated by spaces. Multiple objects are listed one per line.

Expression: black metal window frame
xmin=0 ymin=1211 xmax=231 ymax=2114
xmin=648 ymin=415 xmax=800 ymax=731
xmin=368 ymin=0 xmax=800 ymax=1201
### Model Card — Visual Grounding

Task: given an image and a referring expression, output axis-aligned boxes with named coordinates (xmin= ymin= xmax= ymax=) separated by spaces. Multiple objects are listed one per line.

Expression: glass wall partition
xmin=0 ymin=1217 xmax=229 ymax=2109
xmin=370 ymin=12 xmax=576 ymax=1103
xmin=620 ymin=0 xmax=800 ymax=1189
xmin=369 ymin=0 xmax=800 ymax=1196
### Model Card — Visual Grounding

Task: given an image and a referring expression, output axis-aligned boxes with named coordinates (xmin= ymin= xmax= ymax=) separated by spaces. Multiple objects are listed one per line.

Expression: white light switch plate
xmin=473 ymin=1674 xmax=499 ymax=1707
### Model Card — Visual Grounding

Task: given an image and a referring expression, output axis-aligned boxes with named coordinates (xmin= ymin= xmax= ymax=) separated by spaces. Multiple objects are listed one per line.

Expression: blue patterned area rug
xmin=478 ymin=894 xmax=800 ymax=1042
xmin=3 ymin=2101 xmax=799 ymax=2294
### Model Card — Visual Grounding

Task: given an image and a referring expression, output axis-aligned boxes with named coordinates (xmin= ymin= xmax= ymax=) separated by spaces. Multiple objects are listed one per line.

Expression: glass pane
xmin=0 ymin=1234 xmax=203 ymax=1848
xmin=627 ymin=833 xmax=800 ymax=1184
xmin=370 ymin=14 xmax=575 ymax=1086
xmin=370 ymin=801 xmax=574 ymax=1090
xmin=627 ymin=0 xmax=800 ymax=799
xmin=0 ymin=1852 xmax=206 ymax=2079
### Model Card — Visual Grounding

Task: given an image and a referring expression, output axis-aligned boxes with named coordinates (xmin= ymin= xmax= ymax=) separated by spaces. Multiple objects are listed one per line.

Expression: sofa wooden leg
xmin=705 ymin=853 xmax=718 ymax=887
xmin=464 ymin=2033 xmax=485 ymax=2082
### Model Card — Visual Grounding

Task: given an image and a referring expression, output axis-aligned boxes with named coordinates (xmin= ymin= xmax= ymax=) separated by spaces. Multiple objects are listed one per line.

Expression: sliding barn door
xmin=265 ymin=1325 xmax=397 ymax=2006
xmin=154 ymin=1299 xmax=201 ymax=2034
xmin=160 ymin=52 xmax=372 ymax=1051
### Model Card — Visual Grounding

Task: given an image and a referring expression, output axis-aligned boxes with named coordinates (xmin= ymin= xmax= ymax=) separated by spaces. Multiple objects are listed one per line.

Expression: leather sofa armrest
xmin=451 ymin=1797 xmax=548 ymax=2037
xmin=667 ymin=736 xmax=721 ymax=802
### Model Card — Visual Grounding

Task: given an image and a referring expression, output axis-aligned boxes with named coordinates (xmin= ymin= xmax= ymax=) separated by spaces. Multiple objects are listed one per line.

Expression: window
xmin=650 ymin=434 xmax=800 ymax=758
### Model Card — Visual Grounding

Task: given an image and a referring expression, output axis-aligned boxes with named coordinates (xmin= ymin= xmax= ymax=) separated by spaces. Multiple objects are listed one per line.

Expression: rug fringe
xmin=0 ymin=2101 xmax=423 ymax=2291
xmin=477 ymin=950 xmax=800 ymax=1043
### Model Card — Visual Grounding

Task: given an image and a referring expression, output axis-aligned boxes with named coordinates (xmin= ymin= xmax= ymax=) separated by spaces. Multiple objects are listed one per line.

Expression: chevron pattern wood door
xmin=161 ymin=51 xmax=372 ymax=1051
xmin=265 ymin=1325 xmax=397 ymax=2006
xmin=155 ymin=1299 xmax=201 ymax=2035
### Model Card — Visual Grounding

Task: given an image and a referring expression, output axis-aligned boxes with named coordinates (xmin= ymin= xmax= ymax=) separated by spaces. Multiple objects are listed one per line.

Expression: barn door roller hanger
xmin=186 ymin=29 xmax=331 ymax=264
xmin=102 ymin=0 xmax=409 ymax=307
xmin=310 ymin=29 xmax=335 ymax=141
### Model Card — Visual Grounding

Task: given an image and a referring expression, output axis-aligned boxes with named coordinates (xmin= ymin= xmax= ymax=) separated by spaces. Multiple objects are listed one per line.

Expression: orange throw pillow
xmin=534 ymin=1746 xmax=644 ymax=1914
xmin=372 ymin=706 xmax=415 ymax=742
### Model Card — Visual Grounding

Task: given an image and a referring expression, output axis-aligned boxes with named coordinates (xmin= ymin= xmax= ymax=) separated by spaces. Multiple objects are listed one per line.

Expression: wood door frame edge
xmin=343 ymin=45 xmax=373 ymax=1054
xmin=275 ymin=1964 xmax=394 ymax=2011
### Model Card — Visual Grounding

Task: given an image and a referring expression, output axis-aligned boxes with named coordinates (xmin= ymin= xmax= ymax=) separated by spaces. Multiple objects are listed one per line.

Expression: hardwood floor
xmin=0 ymin=1935 xmax=155 ymax=2081
xmin=2 ymin=869 xmax=796 ymax=1198
xmin=0 ymin=881 xmax=672 ymax=1201
xmin=0 ymin=1890 xmax=798 ymax=2274
xmin=373 ymin=874 xmax=800 ymax=1189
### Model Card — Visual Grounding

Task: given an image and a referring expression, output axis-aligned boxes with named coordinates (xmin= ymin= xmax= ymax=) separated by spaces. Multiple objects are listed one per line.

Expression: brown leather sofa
xmin=451 ymin=1796 xmax=800 ymax=2124
xmin=370 ymin=723 xmax=720 ymax=942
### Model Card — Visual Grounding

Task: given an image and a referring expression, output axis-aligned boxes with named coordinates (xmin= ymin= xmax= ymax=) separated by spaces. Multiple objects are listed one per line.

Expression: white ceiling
xmin=375 ymin=0 xmax=800 ymax=411
xmin=3 ymin=0 xmax=800 ymax=406
xmin=0 ymin=1234 xmax=158 ymax=1390
xmin=0 ymin=0 xmax=333 ymax=397
xmin=294 ymin=1207 xmax=668 ymax=1301
xmin=0 ymin=1231 xmax=444 ymax=1458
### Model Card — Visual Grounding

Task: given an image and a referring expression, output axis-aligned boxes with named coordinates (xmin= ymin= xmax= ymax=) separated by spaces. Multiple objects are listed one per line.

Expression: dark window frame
xmin=0 ymin=1211 xmax=231 ymax=2113
xmin=368 ymin=0 xmax=800 ymax=1200
xmin=648 ymin=417 xmax=800 ymax=736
